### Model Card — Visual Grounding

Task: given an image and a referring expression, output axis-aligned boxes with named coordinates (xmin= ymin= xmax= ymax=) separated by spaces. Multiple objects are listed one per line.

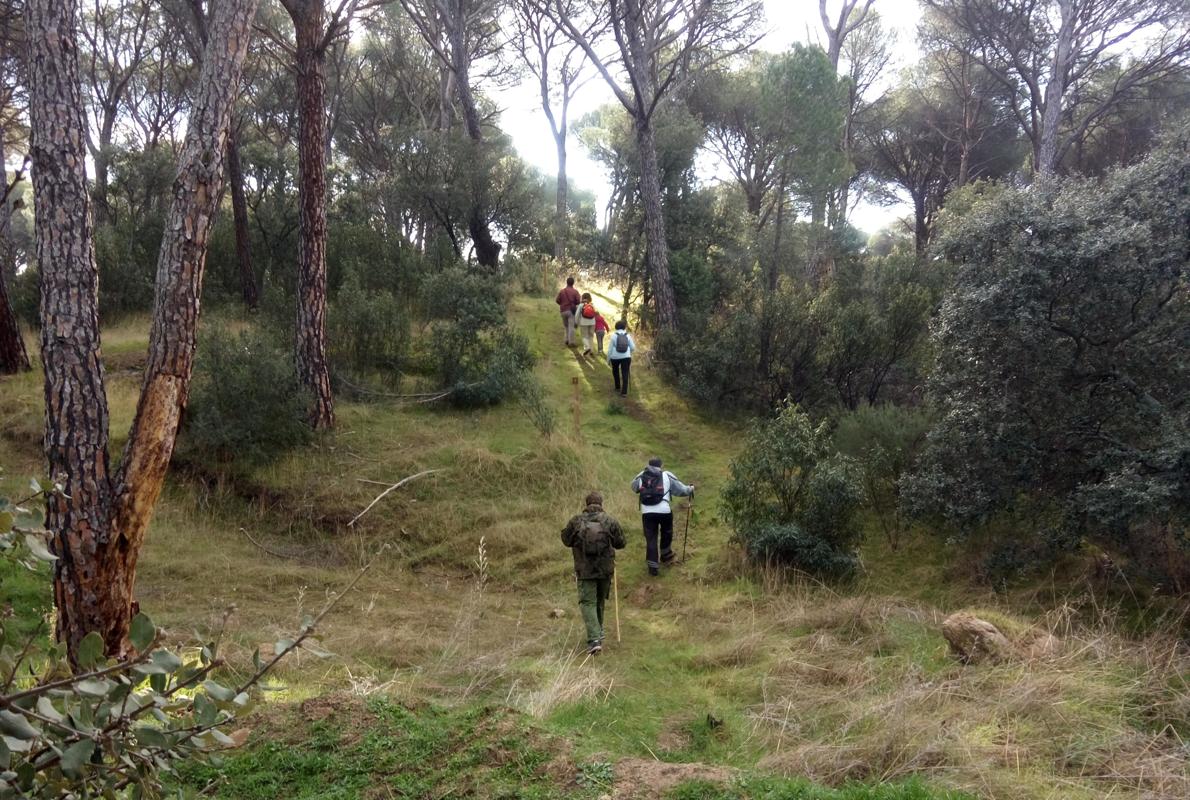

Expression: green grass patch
xmin=0 ymin=558 xmax=51 ymax=643
xmin=667 ymin=776 xmax=974 ymax=800
xmin=177 ymin=697 xmax=592 ymax=799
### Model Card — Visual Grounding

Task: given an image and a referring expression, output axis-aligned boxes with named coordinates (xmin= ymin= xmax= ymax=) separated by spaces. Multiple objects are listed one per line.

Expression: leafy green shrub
xmin=903 ymin=141 xmax=1190 ymax=586
xmin=412 ymin=267 xmax=533 ymax=407
xmin=94 ymin=218 xmax=157 ymax=318
xmin=184 ymin=327 xmax=312 ymax=464
xmin=722 ymin=403 xmax=863 ymax=577
xmin=834 ymin=405 xmax=934 ymax=549
xmin=328 ymin=276 xmax=409 ymax=383
xmin=9 ymin=267 xmax=40 ymax=327
xmin=442 ymin=327 xmax=535 ymax=408
xmin=418 ymin=267 xmax=507 ymax=329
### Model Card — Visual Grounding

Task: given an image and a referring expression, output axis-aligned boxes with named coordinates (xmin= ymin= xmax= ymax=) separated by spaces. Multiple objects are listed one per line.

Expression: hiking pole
xmin=612 ymin=567 xmax=621 ymax=643
xmin=681 ymin=494 xmax=693 ymax=563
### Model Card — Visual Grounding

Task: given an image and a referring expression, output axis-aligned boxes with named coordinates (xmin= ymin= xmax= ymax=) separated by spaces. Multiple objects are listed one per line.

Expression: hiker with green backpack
xmin=561 ymin=491 xmax=627 ymax=655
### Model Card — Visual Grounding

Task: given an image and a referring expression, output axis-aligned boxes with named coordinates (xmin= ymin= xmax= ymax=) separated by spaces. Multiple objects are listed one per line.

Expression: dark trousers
xmin=642 ymin=512 xmax=674 ymax=569
xmin=612 ymin=358 xmax=631 ymax=395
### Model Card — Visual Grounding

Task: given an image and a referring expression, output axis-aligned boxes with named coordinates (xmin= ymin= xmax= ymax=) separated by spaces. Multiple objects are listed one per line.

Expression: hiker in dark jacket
xmin=561 ymin=491 xmax=626 ymax=654
xmin=631 ymin=458 xmax=694 ymax=576
xmin=555 ymin=277 xmax=581 ymax=347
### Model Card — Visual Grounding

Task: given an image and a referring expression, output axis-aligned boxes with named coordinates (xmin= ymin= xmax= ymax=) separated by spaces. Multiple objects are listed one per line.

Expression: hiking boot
xmin=648 ymin=566 xmax=659 ymax=577
xmin=587 ymin=642 xmax=602 ymax=655
xmin=661 ymin=552 xmax=675 ymax=564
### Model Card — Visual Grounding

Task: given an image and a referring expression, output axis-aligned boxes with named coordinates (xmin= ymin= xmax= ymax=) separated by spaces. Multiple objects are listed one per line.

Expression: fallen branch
xmin=349 ymin=469 xmax=442 ymax=527
xmin=335 ymin=373 xmax=480 ymax=403
xmin=239 ymin=527 xmax=311 ymax=562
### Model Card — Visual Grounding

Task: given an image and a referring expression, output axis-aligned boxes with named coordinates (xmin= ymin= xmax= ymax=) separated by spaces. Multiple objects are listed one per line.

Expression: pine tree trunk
xmin=25 ymin=0 xmax=115 ymax=664
xmin=448 ymin=3 xmax=501 ymax=270
xmin=633 ymin=119 xmax=677 ymax=332
xmin=291 ymin=4 xmax=335 ymax=429
xmin=1038 ymin=0 xmax=1075 ymax=176
xmin=913 ymin=193 xmax=929 ymax=255
xmin=0 ymin=135 xmax=30 ymax=374
xmin=26 ymin=0 xmax=259 ymax=664
xmin=226 ymin=127 xmax=258 ymax=309
xmin=0 ymin=264 xmax=27 ymax=374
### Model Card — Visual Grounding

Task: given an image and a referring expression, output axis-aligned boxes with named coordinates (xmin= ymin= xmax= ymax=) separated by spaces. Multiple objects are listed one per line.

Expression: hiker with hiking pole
xmin=631 ymin=458 xmax=695 ymax=576
xmin=561 ymin=492 xmax=627 ymax=655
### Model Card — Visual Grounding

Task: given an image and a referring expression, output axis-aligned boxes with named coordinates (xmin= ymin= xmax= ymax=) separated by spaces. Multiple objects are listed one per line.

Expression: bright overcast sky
xmin=494 ymin=0 xmax=924 ymax=235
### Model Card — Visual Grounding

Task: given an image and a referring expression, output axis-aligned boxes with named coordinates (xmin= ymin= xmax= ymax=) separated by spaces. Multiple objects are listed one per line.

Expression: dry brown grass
xmin=746 ymin=583 xmax=1190 ymax=799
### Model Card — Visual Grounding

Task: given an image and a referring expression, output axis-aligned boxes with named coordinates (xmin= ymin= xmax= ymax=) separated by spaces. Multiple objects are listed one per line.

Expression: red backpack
xmin=581 ymin=302 xmax=596 ymax=319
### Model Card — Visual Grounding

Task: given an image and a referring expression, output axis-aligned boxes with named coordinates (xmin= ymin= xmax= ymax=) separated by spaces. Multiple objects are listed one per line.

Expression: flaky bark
xmin=25 ymin=0 xmax=259 ymax=664
xmin=0 ymin=132 xmax=30 ymax=373
xmin=288 ymin=1 xmax=335 ymax=429
xmin=633 ymin=120 xmax=677 ymax=331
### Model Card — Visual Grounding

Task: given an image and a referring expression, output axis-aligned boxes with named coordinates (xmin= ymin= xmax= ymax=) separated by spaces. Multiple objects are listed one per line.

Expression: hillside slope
xmin=0 ymin=292 xmax=1186 ymax=799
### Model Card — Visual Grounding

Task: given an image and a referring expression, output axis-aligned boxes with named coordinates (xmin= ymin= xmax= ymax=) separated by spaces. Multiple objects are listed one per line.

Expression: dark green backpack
xmin=579 ymin=517 xmax=610 ymax=558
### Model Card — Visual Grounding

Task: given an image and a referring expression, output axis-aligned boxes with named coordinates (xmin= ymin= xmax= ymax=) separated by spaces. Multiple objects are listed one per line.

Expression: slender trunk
xmin=0 ymin=135 xmax=30 ymax=373
xmin=554 ymin=130 xmax=568 ymax=262
xmin=957 ymin=141 xmax=971 ymax=188
xmin=913 ymin=193 xmax=929 ymax=256
xmin=768 ymin=168 xmax=788 ymax=293
xmin=633 ymin=119 xmax=677 ymax=332
xmin=91 ymin=109 xmax=116 ymax=225
xmin=292 ymin=7 xmax=335 ymax=429
xmin=26 ymin=0 xmax=258 ymax=663
xmin=758 ymin=170 xmax=788 ymax=383
xmin=1038 ymin=0 xmax=1075 ymax=176
xmin=226 ymin=126 xmax=258 ymax=309
xmin=449 ymin=6 xmax=500 ymax=270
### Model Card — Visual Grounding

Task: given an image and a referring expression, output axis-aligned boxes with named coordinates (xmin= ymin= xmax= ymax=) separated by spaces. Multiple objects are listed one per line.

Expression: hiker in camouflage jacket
xmin=561 ymin=492 xmax=626 ymax=654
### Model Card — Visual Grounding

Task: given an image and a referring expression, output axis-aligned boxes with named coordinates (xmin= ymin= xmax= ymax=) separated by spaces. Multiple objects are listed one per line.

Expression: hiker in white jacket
xmin=631 ymin=458 xmax=695 ymax=576
xmin=606 ymin=320 xmax=635 ymax=397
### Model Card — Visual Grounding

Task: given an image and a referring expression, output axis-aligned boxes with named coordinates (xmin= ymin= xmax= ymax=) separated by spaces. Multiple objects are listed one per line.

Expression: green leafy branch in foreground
xmin=0 ymin=486 xmax=372 ymax=798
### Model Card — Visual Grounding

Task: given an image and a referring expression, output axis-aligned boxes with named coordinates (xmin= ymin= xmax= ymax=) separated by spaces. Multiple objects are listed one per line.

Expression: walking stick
xmin=612 ymin=566 xmax=621 ymax=643
xmin=681 ymin=495 xmax=693 ymax=563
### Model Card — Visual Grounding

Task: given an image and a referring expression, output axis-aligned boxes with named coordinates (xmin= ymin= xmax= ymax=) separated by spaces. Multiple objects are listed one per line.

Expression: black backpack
xmin=639 ymin=471 xmax=666 ymax=505
xmin=615 ymin=331 xmax=630 ymax=353
xmin=580 ymin=517 xmax=610 ymax=558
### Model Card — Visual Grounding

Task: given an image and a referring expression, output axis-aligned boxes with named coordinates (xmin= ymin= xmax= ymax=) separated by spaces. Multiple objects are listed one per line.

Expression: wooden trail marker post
xmin=572 ymin=376 xmax=582 ymax=435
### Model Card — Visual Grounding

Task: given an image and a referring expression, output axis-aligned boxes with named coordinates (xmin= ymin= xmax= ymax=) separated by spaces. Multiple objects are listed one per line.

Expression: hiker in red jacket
xmin=594 ymin=311 xmax=610 ymax=355
xmin=555 ymin=277 xmax=581 ymax=347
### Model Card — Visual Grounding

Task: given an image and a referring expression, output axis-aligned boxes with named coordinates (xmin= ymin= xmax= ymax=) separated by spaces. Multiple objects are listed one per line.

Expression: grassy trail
xmin=510 ymin=290 xmax=766 ymax=758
